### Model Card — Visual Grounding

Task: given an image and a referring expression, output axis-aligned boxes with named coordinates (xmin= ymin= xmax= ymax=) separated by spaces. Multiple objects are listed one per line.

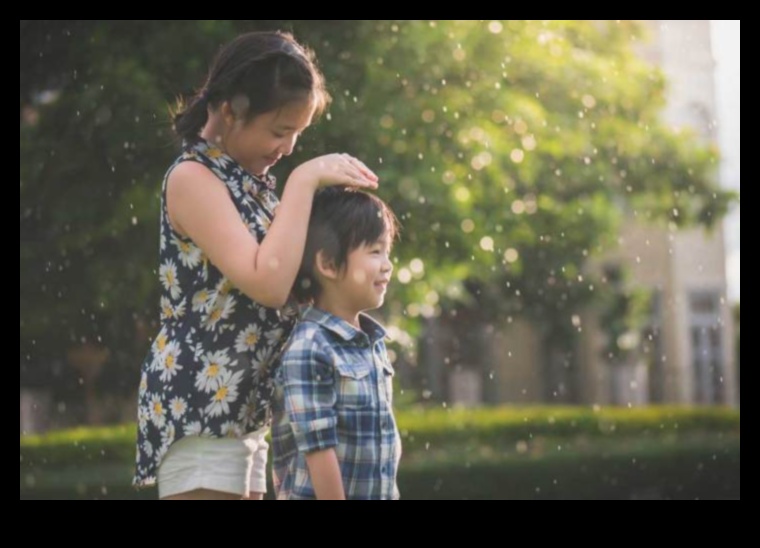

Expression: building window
xmin=644 ymin=291 xmax=665 ymax=402
xmin=689 ymin=291 xmax=724 ymax=404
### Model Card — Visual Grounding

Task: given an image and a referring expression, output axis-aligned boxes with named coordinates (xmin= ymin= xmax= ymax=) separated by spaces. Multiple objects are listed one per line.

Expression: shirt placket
xmin=372 ymin=340 xmax=396 ymax=499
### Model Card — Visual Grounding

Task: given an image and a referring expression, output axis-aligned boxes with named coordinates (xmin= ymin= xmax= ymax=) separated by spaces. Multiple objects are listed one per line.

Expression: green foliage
xmin=597 ymin=265 xmax=653 ymax=364
xmin=20 ymin=21 xmax=736 ymax=395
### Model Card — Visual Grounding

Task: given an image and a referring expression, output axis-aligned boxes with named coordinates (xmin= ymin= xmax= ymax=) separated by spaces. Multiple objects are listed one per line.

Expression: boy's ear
xmin=315 ymin=250 xmax=340 ymax=281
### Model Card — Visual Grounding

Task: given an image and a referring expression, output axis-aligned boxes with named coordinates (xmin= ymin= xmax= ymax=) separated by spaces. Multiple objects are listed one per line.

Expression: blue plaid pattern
xmin=272 ymin=306 xmax=401 ymax=499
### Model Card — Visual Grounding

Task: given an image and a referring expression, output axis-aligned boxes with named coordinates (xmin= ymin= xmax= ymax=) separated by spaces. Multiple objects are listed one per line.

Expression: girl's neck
xmin=199 ymin=113 xmax=226 ymax=150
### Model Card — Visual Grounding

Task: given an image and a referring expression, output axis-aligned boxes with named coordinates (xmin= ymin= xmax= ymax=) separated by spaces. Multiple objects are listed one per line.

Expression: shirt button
xmin=381 ymin=466 xmax=387 ymax=474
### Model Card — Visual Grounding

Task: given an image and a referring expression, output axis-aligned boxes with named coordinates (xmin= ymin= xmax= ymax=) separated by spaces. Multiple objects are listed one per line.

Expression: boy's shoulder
xmin=286 ymin=307 xmax=387 ymax=353
xmin=284 ymin=315 xmax=333 ymax=352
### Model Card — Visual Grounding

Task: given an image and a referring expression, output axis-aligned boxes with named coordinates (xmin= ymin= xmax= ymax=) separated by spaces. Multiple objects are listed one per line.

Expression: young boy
xmin=271 ymin=187 xmax=401 ymax=500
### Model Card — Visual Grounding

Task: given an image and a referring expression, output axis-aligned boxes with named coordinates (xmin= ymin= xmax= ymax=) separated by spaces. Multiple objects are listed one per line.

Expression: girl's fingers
xmin=344 ymin=166 xmax=377 ymax=189
xmin=341 ymin=154 xmax=379 ymax=182
xmin=351 ymin=158 xmax=378 ymax=181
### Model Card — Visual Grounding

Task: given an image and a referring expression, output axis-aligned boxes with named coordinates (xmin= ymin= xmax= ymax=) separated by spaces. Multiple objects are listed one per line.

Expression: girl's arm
xmin=167 ymin=155 xmax=376 ymax=308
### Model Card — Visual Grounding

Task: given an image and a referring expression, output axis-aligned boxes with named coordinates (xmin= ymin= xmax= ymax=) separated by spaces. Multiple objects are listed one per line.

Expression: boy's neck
xmin=314 ymin=296 xmax=363 ymax=330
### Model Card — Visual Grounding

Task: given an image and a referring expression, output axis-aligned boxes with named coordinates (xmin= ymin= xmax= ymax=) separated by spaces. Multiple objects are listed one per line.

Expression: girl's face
xmin=224 ymin=98 xmax=315 ymax=177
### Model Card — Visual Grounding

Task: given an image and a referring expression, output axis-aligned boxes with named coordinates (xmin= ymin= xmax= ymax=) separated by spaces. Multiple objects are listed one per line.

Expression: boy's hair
xmin=173 ymin=31 xmax=330 ymax=141
xmin=293 ymin=187 xmax=399 ymax=303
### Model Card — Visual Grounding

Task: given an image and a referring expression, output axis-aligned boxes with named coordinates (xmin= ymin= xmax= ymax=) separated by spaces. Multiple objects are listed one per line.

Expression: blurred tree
xmin=20 ymin=21 xmax=735 ymax=406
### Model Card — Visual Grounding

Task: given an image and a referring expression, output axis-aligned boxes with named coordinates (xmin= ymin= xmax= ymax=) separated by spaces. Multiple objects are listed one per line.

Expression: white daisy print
xmin=169 ymin=396 xmax=188 ymax=420
xmin=254 ymin=345 xmax=273 ymax=368
xmin=259 ymin=192 xmax=278 ymax=211
xmin=159 ymin=259 xmax=181 ymax=300
xmin=224 ymin=177 xmax=241 ymax=198
xmin=138 ymin=372 xmax=148 ymax=397
xmin=205 ymin=369 xmax=244 ymax=417
xmin=241 ymin=175 xmax=258 ymax=196
xmin=138 ymin=404 xmax=150 ymax=431
xmin=153 ymin=331 xmax=168 ymax=355
xmin=215 ymin=278 xmax=234 ymax=297
xmin=149 ymin=394 xmax=167 ymax=428
xmin=201 ymin=292 xmax=236 ymax=332
xmin=183 ymin=421 xmax=203 ymax=437
xmin=160 ymin=422 xmax=176 ymax=449
xmin=158 ymin=341 xmax=183 ymax=382
xmin=255 ymin=215 xmax=272 ymax=233
xmin=199 ymin=254 xmax=209 ymax=283
xmin=172 ymin=299 xmax=187 ymax=319
xmin=221 ymin=421 xmax=242 ymax=438
xmin=205 ymin=146 xmax=233 ymax=171
xmin=141 ymin=439 xmax=154 ymax=458
xmin=133 ymin=134 xmax=302 ymax=489
xmin=194 ymin=349 xmax=231 ymax=392
xmin=154 ymin=439 xmax=170 ymax=465
xmin=160 ymin=296 xmax=175 ymax=320
xmin=172 ymin=235 xmax=202 ymax=269
xmin=183 ymin=418 xmax=215 ymax=438
xmin=148 ymin=352 xmax=161 ymax=374
xmin=246 ymin=219 xmax=260 ymax=237
xmin=192 ymin=289 xmax=211 ymax=313
xmin=235 ymin=324 xmax=262 ymax=353
xmin=237 ymin=393 xmax=258 ymax=427
xmin=265 ymin=327 xmax=284 ymax=344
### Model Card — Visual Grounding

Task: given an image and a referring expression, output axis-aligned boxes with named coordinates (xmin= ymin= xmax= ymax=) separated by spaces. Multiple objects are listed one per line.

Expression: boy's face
xmin=336 ymin=233 xmax=394 ymax=312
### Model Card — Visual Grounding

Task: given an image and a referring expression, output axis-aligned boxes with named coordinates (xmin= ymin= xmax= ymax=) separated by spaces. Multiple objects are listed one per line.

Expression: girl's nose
xmin=280 ymin=135 xmax=298 ymax=156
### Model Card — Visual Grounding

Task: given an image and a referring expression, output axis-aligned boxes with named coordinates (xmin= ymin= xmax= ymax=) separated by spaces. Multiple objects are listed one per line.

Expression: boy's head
xmin=294 ymin=187 xmax=399 ymax=311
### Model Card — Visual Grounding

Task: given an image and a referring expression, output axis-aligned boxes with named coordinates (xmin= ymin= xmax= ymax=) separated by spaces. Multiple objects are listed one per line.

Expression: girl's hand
xmin=290 ymin=153 xmax=378 ymax=191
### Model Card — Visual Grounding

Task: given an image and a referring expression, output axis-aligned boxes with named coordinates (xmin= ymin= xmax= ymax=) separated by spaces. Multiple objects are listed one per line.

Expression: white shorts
xmin=157 ymin=426 xmax=269 ymax=498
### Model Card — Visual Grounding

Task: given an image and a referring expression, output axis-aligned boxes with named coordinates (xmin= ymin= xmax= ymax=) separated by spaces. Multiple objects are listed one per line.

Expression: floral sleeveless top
xmin=134 ymin=137 xmax=298 ymax=488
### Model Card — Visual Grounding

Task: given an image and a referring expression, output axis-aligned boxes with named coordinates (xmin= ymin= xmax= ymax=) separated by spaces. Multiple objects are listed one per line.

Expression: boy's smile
xmin=317 ymin=234 xmax=393 ymax=326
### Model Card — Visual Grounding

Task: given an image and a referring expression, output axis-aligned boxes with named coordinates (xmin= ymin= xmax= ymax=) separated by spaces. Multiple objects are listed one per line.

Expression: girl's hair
xmin=293 ymin=187 xmax=400 ymax=304
xmin=173 ymin=31 xmax=330 ymax=141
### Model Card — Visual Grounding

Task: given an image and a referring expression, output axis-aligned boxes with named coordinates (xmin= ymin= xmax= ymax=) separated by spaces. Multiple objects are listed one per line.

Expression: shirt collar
xmin=185 ymin=137 xmax=277 ymax=192
xmin=301 ymin=306 xmax=387 ymax=345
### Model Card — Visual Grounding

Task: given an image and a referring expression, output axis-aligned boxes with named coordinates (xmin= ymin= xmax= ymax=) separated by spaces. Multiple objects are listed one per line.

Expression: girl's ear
xmin=315 ymin=250 xmax=340 ymax=281
xmin=220 ymin=100 xmax=235 ymax=127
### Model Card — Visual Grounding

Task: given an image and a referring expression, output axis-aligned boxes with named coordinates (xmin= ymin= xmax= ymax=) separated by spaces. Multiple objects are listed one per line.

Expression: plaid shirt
xmin=271 ymin=306 xmax=401 ymax=500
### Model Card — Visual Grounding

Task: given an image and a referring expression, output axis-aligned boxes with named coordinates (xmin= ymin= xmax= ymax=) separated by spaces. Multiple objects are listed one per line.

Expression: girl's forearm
xmin=253 ymin=172 xmax=316 ymax=307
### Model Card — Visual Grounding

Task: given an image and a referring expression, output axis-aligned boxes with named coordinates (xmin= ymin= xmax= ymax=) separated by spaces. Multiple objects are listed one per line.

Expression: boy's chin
xmin=358 ymin=300 xmax=383 ymax=312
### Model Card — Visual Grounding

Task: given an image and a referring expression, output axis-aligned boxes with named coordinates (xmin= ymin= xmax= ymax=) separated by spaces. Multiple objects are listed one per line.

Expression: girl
xmin=133 ymin=31 xmax=378 ymax=500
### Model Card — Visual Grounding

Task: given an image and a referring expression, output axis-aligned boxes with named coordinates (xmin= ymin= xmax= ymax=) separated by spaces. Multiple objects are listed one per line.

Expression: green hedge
xmin=397 ymin=405 xmax=739 ymax=452
xmin=21 ymin=406 xmax=740 ymax=499
xmin=399 ymin=431 xmax=739 ymax=499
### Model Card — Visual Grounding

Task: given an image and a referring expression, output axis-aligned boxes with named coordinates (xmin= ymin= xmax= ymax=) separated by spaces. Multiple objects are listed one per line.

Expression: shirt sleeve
xmin=279 ymin=336 xmax=338 ymax=454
